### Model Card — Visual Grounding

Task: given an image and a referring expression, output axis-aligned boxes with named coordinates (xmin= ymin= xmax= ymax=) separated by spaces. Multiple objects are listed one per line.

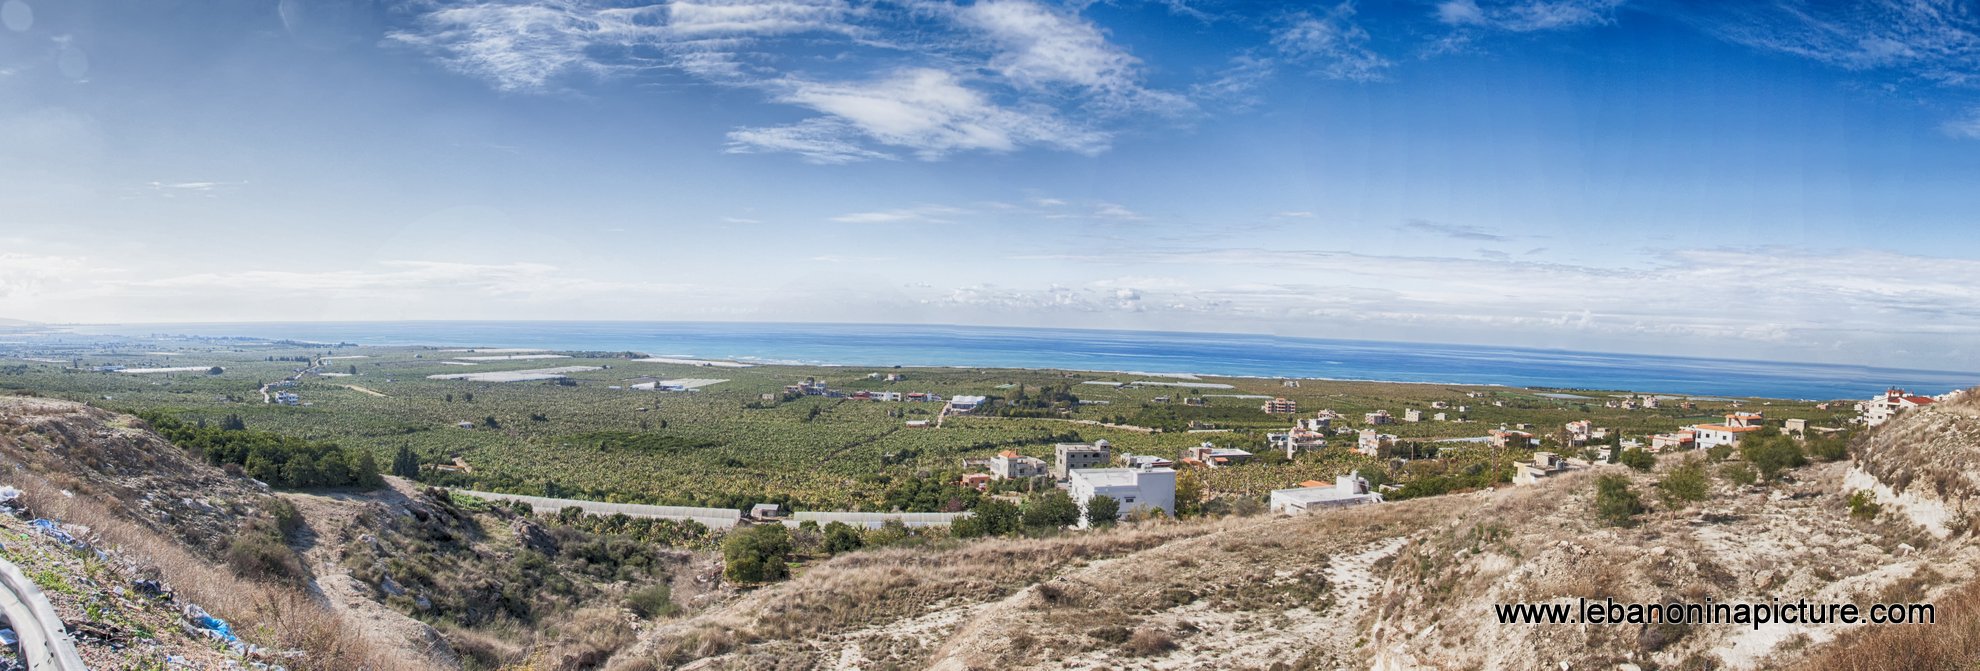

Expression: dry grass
xmin=0 ymin=397 xmax=439 ymax=670
xmin=1795 ymin=576 xmax=1980 ymax=671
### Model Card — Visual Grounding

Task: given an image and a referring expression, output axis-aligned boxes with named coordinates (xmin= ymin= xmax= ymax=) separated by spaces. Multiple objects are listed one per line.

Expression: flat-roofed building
xmin=1054 ymin=440 xmax=1113 ymax=479
xmin=1269 ymin=471 xmax=1381 ymax=514
xmin=1068 ymin=466 xmax=1177 ymax=527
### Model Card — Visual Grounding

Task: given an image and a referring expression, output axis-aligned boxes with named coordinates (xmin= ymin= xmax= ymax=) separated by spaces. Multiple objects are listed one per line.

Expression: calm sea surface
xmin=67 ymin=321 xmax=1975 ymax=400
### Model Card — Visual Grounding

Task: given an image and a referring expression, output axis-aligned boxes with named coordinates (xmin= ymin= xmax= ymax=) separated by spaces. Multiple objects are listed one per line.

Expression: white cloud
xmin=394 ymin=0 xmax=1175 ymax=161
xmin=828 ymin=203 xmax=965 ymax=223
xmin=763 ymin=68 xmax=1108 ymax=159
xmin=1946 ymin=107 xmax=1980 ymax=139
xmin=955 ymin=0 xmax=1185 ymax=113
xmin=725 ymin=118 xmax=897 ymax=163
xmin=1436 ymin=0 xmax=1623 ymax=32
xmin=1702 ymin=0 xmax=1980 ymax=86
xmin=1272 ymin=3 xmax=1391 ymax=82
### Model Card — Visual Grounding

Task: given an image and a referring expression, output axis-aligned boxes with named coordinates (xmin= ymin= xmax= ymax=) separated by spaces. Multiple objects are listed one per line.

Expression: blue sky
xmin=1 ymin=0 xmax=1978 ymax=369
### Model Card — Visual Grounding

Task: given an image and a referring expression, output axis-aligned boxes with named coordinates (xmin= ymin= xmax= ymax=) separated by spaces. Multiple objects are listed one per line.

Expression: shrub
xmin=1617 ymin=448 xmax=1657 ymax=472
xmin=624 ymin=583 xmax=677 ymax=619
xmin=1124 ymin=628 xmax=1176 ymax=656
xmin=1741 ymin=436 xmax=1806 ymax=482
xmin=821 ymin=521 xmax=864 ymax=554
xmin=1595 ymin=474 xmax=1644 ymax=527
xmin=1848 ymin=490 xmax=1882 ymax=521
xmin=1021 ymin=490 xmax=1080 ymax=531
xmin=722 ymin=524 xmax=792 ymax=584
xmin=1085 ymin=494 xmax=1120 ymax=527
xmin=1807 ymin=434 xmax=1849 ymax=462
xmin=1655 ymin=459 xmax=1710 ymax=506
xmin=1719 ymin=462 xmax=1757 ymax=486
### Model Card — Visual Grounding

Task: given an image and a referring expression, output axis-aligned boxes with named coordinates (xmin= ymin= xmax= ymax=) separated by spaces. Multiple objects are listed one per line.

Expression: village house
xmin=1356 ymin=428 xmax=1395 ymax=457
xmin=1433 ymin=412 xmax=1448 ymax=422
xmin=1564 ymin=420 xmax=1594 ymax=446
xmin=1298 ymin=410 xmax=1340 ymax=432
xmin=989 ymin=450 xmax=1047 ymax=480
xmin=1183 ymin=442 xmax=1254 ymax=468
xmin=1690 ymin=412 xmax=1765 ymax=449
xmin=948 ymin=395 xmax=988 ymax=413
xmin=1430 ymin=401 xmax=1449 ymax=409
xmin=1403 ymin=409 xmax=1423 ymax=423
xmin=1858 ymin=387 xmax=1937 ymax=426
xmin=1120 ymin=453 xmax=1174 ymax=469
xmin=959 ymin=473 xmax=991 ymax=491
xmin=1513 ymin=452 xmax=1586 ymax=486
xmin=750 ymin=503 xmax=785 ymax=520
xmin=1784 ymin=418 xmax=1808 ymax=436
xmin=1489 ymin=428 xmax=1535 ymax=449
xmin=885 ymin=373 xmax=905 ymax=382
xmin=1054 ymin=441 xmax=1113 ymax=479
xmin=1269 ymin=471 xmax=1382 ymax=514
xmin=1261 ymin=397 xmax=1299 ymax=414
xmin=1068 ymin=465 xmax=1177 ymax=527
xmin=1184 ymin=396 xmax=1207 ymax=407
xmin=1363 ymin=409 xmax=1394 ymax=425
xmin=1274 ymin=427 xmax=1329 ymax=459
xmin=1649 ymin=431 xmax=1696 ymax=452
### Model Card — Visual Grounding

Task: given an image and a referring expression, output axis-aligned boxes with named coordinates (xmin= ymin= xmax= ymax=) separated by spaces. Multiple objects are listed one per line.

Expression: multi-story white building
xmin=989 ymin=450 xmax=1047 ymax=480
xmin=1068 ymin=466 xmax=1177 ymax=526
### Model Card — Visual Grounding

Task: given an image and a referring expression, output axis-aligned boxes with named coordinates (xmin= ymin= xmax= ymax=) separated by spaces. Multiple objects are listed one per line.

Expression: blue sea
xmin=62 ymin=321 xmax=1976 ymax=400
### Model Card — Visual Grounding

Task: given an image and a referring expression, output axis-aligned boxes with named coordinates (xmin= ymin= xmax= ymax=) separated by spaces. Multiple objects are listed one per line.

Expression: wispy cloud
xmin=1272 ymin=2 xmax=1392 ymax=82
xmin=1402 ymin=219 xmax=1510 ymax=241
xmin=395 ymin=0 xmax=1176 ymax=162
xmin=145 ymin=180 xmax=246 ymax=197
xmin=1435 ymin=0 xmax=1624 ymax=32
xmin=1944 ymin=107 xmax=1980 ymax=139
xmin=829 ymin=204 xmax=967 ymax=224
xmin=1699 ymin=0 xmax=1980 ymax=87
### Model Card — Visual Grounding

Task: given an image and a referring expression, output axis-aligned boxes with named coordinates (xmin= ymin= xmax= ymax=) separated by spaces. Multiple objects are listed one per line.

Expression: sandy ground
xmin=343 ymin=384 xmax=389 ymax=397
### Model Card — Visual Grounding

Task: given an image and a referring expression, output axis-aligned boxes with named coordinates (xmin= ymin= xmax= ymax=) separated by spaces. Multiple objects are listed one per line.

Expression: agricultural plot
xmin=0 ymin=336 xmax=1854 ymax=515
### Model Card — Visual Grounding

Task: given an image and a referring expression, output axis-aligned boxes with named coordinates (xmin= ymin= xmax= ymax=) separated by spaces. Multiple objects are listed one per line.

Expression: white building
xmin=1858 ymin=388 xmax=1937 ymax=426
xmin=1356 ymin=428 xmax=1394 ymax=457
xmin=1269 ymin=472 xmax=1382 ymax=514
xmin=949 ymin=395 xmax=989 ymax=413
xmin=1068 ymin=466 xmax=1177 ymax=527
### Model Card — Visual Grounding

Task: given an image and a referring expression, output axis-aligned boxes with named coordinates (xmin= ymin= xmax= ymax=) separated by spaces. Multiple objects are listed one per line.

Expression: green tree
xmin=1655 ymin=459 xmax=1709 ymax=506
xmin=1175 ymin=470 xmax=1205 ymax=517
xmin=391 ymin=444 xmax=420 ymax=479
xmin=821 ymin=521 xmax=865 ymax=554
xmin=351 ymin=451 xmax=385 ymax=488
xmin=1595 ymin=474 xmax=1644 ymax=527
xmin=973 ymin=498 xmax=1021 ymax=536
xmin=1617 ymin=448 xmax=1657 ymax=472
xmin=1085 ymin=494 xmax=1120 ymax=527
xmin=1022 ymin=490 xmax=1081 ymax=531
xmin=1719 ymin=462 xmax=1757 ymax=486
xmin=723 ymin=524 xmax=793 ymax=584
xmin=1741 ymin=436 xmax=1806 ymax=482
xmin=281 ymin=456 xmax=320 ymax=488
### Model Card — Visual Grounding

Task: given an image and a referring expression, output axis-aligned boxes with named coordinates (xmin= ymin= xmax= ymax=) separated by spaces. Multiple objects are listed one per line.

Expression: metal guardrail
xmin=0 ymin=556 xmax=87 ymax=670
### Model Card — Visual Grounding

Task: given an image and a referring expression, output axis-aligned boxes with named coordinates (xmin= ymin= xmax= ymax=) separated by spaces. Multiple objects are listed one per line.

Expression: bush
xmin=821 ymin=521 xmax=864 ymax=554
xmin=1848 ymin=490 xmax=1882 ymax=521
xmin=1741 ymin=436 xmax=1806 ymax=482
xmin=1124 ymin=628 xmax=1175 ymax=656
xmin=1617 ymin=448 xmax=1657 ymax=472
xmin=624 ymin=583 xmax=677 ymax=619
xmin=722 ymin=525 xmax=793 ymax=584
xmin=1705 ymin=444 xmax=1734 ymax=462
xmin=1807 ymin=434 xmax=1850 ymax=462
xmin=1021 ymin=490 xmax=1080 ymax=531
xmin=1595 ymin=474 xmax=1644 ymax=527
xmin=1085 ymin=494 xmax=1120 ymax=527
xmin=1719 ymin=462 xmax=1757 ymax=486
xmin=1656 ymin=459 xmax=1710 ymax=506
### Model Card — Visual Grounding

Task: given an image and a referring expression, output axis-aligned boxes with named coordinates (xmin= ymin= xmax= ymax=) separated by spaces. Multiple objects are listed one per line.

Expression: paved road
xmin=0 ymin=556 xmax=87 ymax=670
